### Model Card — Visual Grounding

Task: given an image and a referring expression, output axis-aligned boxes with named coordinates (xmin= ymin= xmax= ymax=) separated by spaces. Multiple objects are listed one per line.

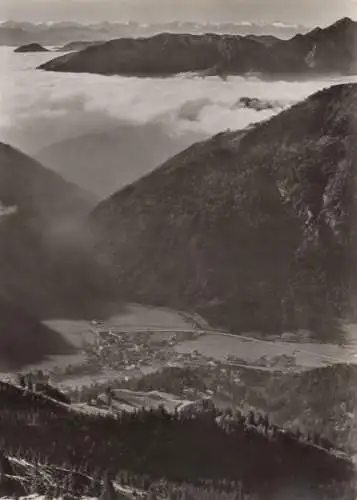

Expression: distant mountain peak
xmin=322 ymin=17 xmax=356 ymax=35
xmin=333 ymin=16 xmax=354 ymax=27
xmin=38 ymin=16 xmax=357 ymax=78
xmin=305 ymin=17 xmax=356 ymax=38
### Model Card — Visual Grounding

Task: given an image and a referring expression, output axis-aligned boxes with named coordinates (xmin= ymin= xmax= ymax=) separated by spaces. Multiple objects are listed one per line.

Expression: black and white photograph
xmin=0 ymin=0 xmax=357 ymax=498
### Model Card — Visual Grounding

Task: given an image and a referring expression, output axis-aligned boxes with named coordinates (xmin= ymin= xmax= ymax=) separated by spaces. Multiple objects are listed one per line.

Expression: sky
xmin=0 ymin=0 xmax=357 ymax=26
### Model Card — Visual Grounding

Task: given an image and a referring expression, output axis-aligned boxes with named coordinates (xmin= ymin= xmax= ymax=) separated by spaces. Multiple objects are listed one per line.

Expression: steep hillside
xmin=0 ymin=143 xmax=97 ymax=317
xmin=38 ymin=18 xmax=357 ymax=77
xmin=88 ymin=84 xmax=357 ymax=335
xmin=269 ymin=17 xmax=357 ymax=75
xmin=0 ymin=299 xmax=74 ymax=370
xmin=261 ymin=363 xmax=357 ymax=452
xmin=0 ymin=143 xmax=93 ymax=223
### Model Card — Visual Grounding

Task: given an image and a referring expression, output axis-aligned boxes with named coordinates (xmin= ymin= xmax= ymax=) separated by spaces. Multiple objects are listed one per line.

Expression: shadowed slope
xmin=0 ymin=298 xmax=74 ymax=370
xmin=0 ymin=143 xmax=97 ymax=317
xmin=88 ymin=84 xmax=357 ymax=335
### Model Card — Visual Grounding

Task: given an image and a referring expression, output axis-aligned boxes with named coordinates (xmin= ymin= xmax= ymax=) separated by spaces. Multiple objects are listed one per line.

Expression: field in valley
xmin=4 ymin=304 xmax=357 ymax=388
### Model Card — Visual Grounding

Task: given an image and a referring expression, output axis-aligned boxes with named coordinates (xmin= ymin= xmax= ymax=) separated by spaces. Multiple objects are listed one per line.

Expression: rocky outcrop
xmin=235 ymin=96 xmax=286 ymax=111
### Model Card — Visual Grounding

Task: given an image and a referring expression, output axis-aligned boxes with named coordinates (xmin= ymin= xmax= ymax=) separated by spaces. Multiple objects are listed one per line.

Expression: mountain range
xmin=38 ymin=18 xmax=357 ymax=78
xmin=86 ymin=83 xmax=357 ymax=335
xmin=0 ymin=20 xmax=305 ymax=47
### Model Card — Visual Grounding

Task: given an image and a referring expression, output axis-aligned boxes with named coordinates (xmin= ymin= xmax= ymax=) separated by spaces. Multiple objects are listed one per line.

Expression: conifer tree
xmin=0 ymin=453 xmax=5 ymax=488
xmin=100 ymin=471 xmax=118 ymax=500
xmin=44 ymin=478 xmax=55 ymax=500
xmin=89 ymin=469 xmax=102 ymax=498
xmin=30 ymin=467 xmax=42 ymax=495
xmin=67 ymin=469 xmax=76 ymax=498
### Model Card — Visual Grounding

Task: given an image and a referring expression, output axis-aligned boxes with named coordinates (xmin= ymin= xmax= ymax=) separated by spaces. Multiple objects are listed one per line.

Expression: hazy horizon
xmin=0 ymin=0 xmax=356 ymax=27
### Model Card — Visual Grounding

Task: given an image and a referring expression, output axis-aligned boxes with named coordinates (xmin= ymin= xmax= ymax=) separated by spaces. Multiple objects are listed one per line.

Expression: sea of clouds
xmin=3 ymin=48 xmax=357 ymax=150
xmin=1 ymin=47 xmax=357 ymax=194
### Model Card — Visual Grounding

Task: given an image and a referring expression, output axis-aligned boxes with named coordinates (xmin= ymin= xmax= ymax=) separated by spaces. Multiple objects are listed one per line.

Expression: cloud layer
xmin=2 ymin=49 xmax=357 ymax=152
xmin=1 ymin=47 xmax=357 ymax=195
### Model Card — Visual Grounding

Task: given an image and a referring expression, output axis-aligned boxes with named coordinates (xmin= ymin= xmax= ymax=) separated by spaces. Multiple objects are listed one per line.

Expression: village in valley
xmin=1 ymin=307 xmax=352 ymax=460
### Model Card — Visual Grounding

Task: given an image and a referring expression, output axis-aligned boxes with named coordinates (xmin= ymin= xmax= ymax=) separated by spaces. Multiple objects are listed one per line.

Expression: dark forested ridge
xmin=0 ymin=143 xmax=93 ymax=223
xmin=0 ymin=143 xmax=102 ymax=366
xmin=0 ymin=297 xmax=74 ymax=370
xmin=87 ymin=83 xmax=357 ymax=335
xmin=0 ymin=378 xmax=354 ymax=499
xmin=0 ymin=20 xmax=304 ymax=48
xmin=1 ymin=82 xmax=356 ymax=366
xmin=39 ymin=18 xmax=357 ymax=77
xmin=105 ymin=363 xmax=357 ymax=453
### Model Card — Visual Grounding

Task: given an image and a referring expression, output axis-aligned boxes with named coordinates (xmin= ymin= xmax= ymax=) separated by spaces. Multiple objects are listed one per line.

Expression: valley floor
xmin=3 ymin=303 xmax=356 ymax=388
